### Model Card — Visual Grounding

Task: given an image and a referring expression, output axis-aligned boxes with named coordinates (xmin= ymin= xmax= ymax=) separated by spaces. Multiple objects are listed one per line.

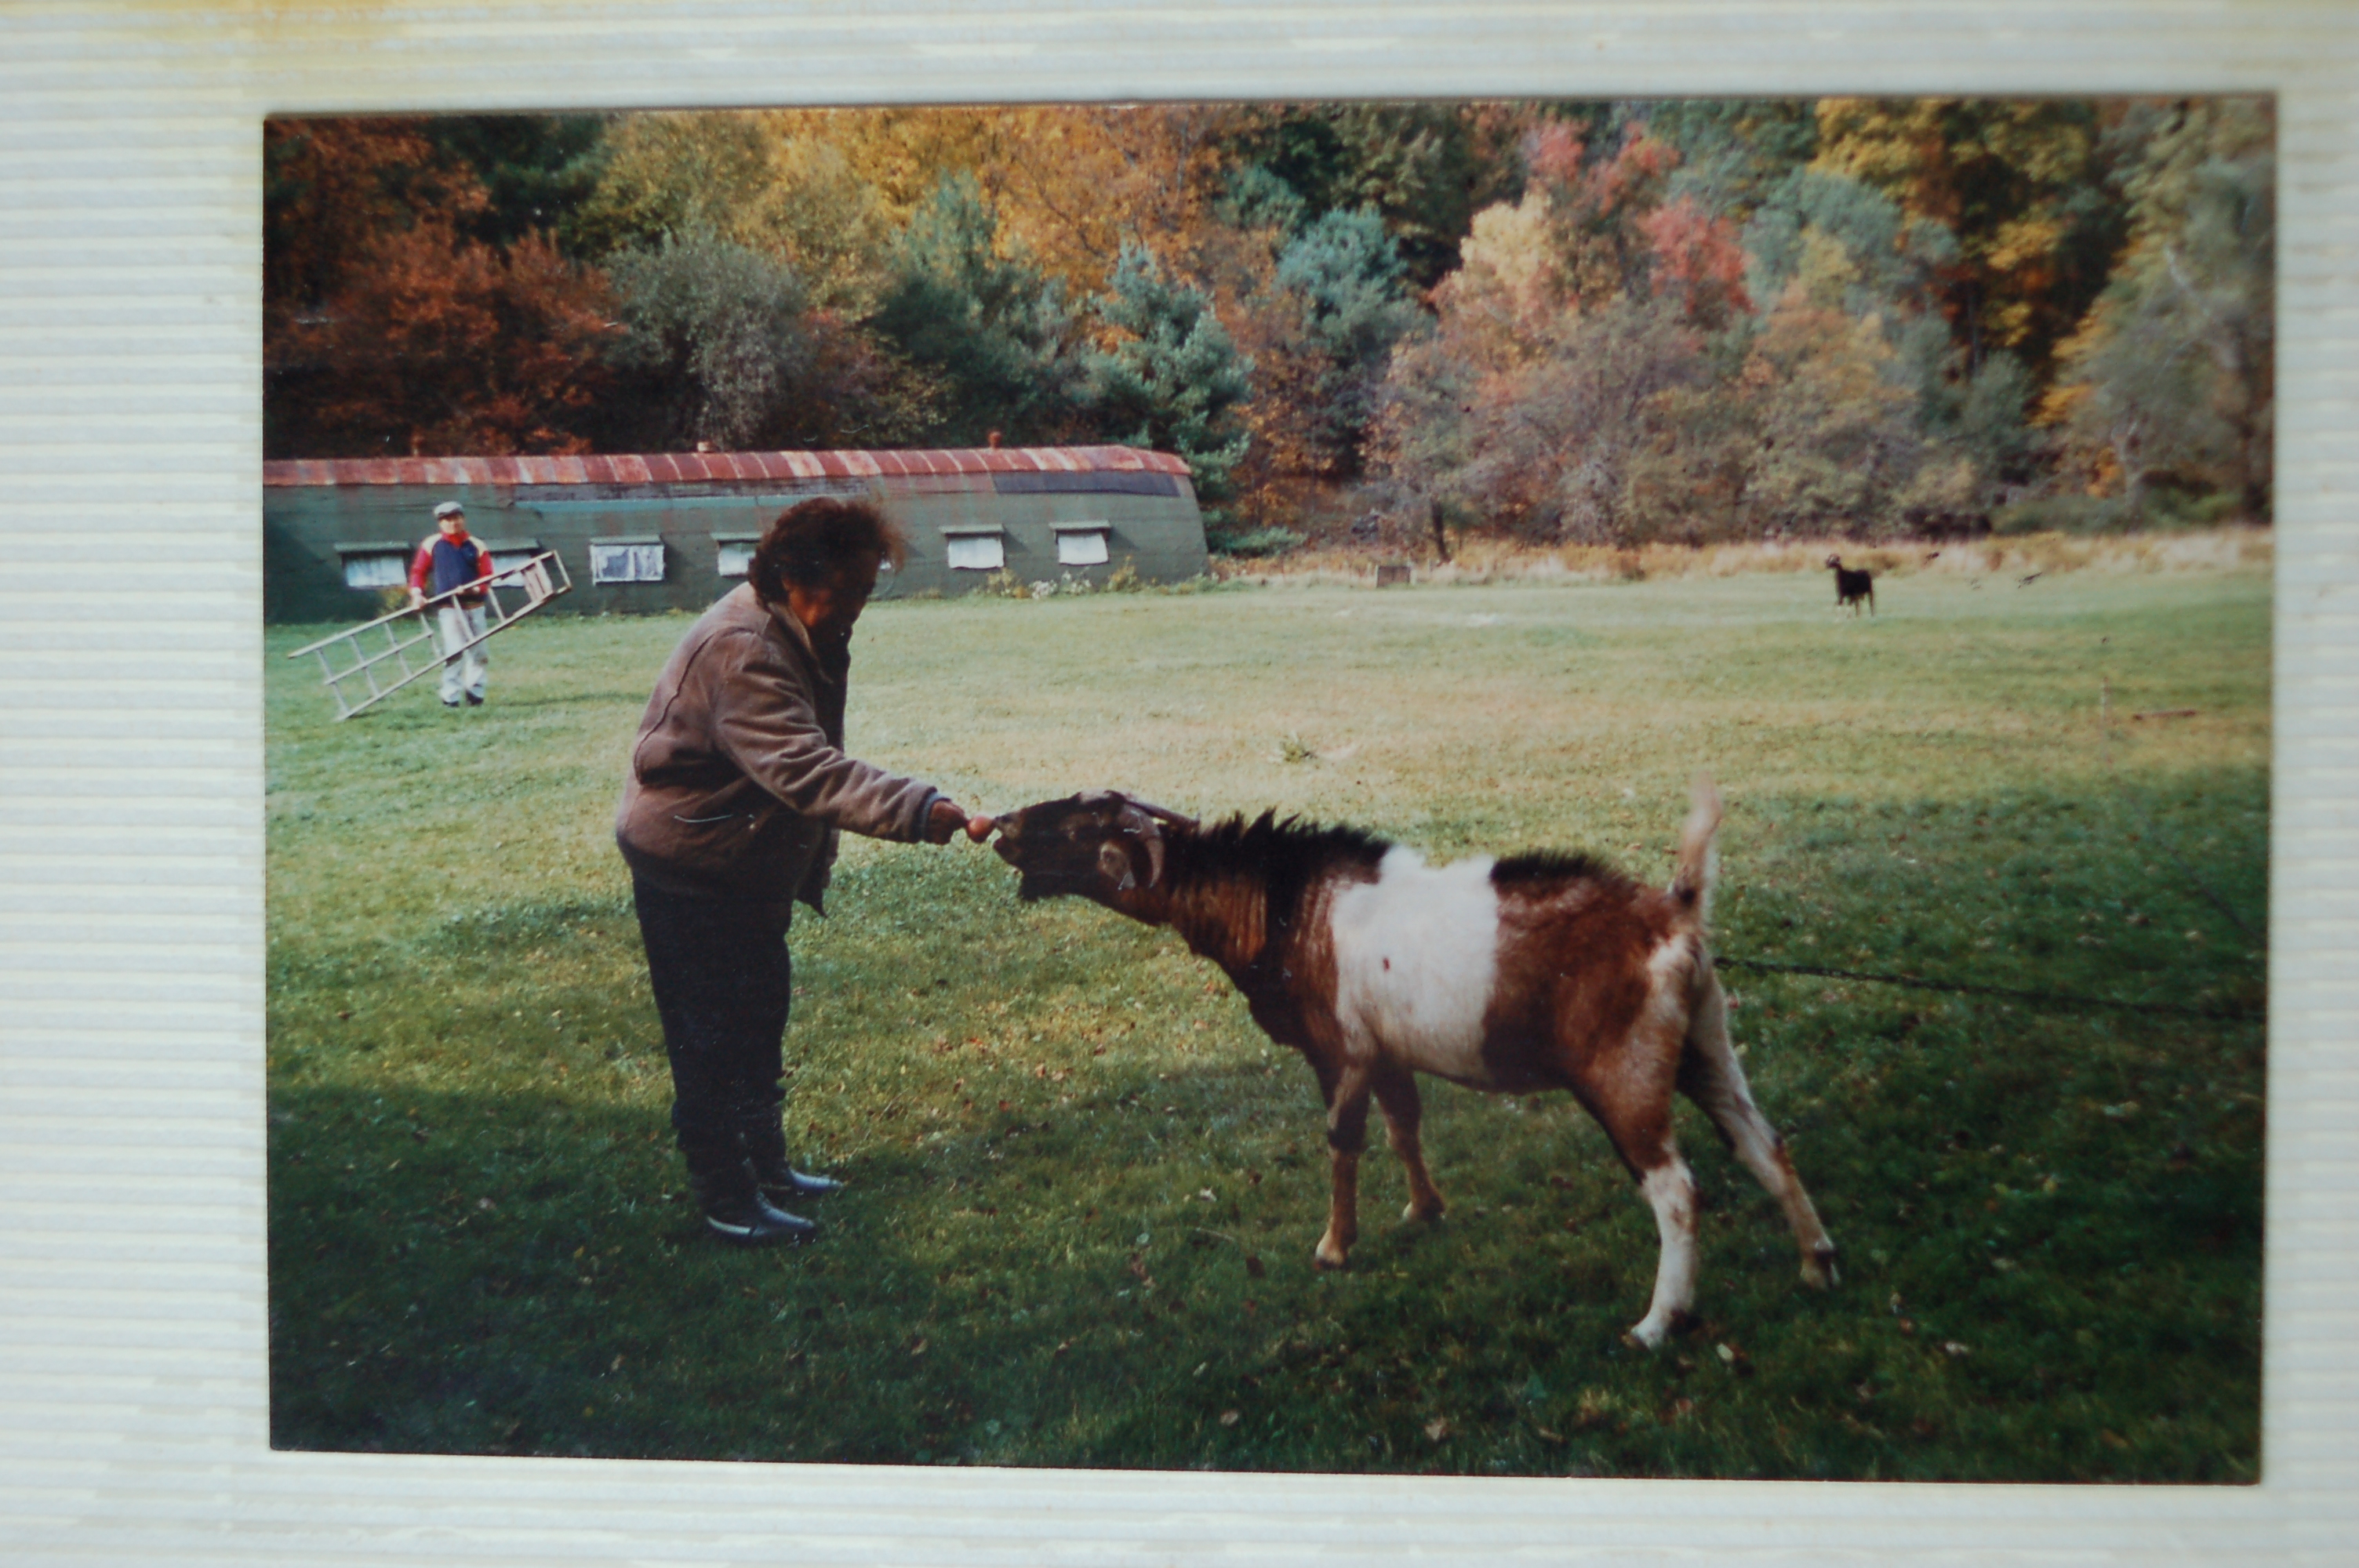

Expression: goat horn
xmin=1121 ymin=797 xmax=1195 ymax=827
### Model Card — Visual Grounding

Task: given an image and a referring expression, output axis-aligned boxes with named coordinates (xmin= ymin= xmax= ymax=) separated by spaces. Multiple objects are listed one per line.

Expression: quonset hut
xmin=262 ymin=444 xmax=1205 ymax=622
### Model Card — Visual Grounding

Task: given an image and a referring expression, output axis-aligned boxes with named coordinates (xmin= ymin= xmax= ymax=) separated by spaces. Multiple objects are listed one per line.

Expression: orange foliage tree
xmin=265 ymin=118 xmax=616 ymax=458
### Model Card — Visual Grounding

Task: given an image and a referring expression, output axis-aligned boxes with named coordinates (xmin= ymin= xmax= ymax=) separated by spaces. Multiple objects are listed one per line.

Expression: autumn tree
xmin=1379 ymin=295 xmax=1710 ymax=545
xmin=1734 ymin=265 xmax=1943 ymax=537
xmin=1742 ymin=168 xmax=2024 ymax=509
xmin=264 ymin=117 xmax=615 ymax=459
xmin=566 ymin=111 xmax=775 ymax=256
xmin=2045 ymin=97 xmax=2274 ymax=520
xmin=569 ymin=111 xmax=896 ymax=312
xmin=1811 ymin=97 xmax=2130 ymax=382
xmin=270 ymin=227 xmax=615 ymax=458
xmin=265 ymin=117 xmax=484 ymax=322
xmin=1372 ymin=116 xmax=1766 ymax=541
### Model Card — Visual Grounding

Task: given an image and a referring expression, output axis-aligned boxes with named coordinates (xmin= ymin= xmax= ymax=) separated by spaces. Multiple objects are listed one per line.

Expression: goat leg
xmin=1627 ymin=1152 xmax=1701 ymax=1349
xmin=1372 ymin=1062 xmax=1445 ymax=1223
xmin=1677 ymin=971 xmax=1838 ymax=1289
xmin=1313 ymin=1060 xmax=1372 ymax=1269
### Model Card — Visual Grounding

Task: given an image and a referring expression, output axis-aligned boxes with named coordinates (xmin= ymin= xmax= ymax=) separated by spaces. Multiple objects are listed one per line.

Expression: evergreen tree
xmin=1634 ymin=98 xmax=1817 ymax=223
xmin=868 ymin=172 xmax=1081 ymax=445
xmin=1085 ymin=245 xmax=1256 ymax=514
xmin=421 ymin=114 xmax=609 ymax=255
xmin=1270 ymin=209 xmax=1426 ymax=474
xmin=1223 ymin=103 xmax=1522 ymax=289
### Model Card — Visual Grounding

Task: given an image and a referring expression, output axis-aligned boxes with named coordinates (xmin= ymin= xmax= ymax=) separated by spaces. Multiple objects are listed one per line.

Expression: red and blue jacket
xmin=411 ymin=533 xmax=494 ymax=603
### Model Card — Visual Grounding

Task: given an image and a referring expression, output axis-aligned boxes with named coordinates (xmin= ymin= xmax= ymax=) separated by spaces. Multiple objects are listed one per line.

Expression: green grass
xmin=267 ymin=564 xmax=2267 ymax=1479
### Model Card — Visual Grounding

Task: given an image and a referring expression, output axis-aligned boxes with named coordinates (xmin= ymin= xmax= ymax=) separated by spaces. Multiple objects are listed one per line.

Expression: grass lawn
xmin=266 ymin=557 xmax=2267 ymax=1480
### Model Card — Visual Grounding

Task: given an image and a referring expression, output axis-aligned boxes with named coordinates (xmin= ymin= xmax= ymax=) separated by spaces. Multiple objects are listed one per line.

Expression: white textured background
xmin=0 ymin=2 xmax=2349 ymax=1563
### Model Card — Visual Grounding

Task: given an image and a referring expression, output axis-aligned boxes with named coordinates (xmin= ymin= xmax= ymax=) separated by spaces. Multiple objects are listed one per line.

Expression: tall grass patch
xmin=268 ymin=562 xmax=2266 ymax=1479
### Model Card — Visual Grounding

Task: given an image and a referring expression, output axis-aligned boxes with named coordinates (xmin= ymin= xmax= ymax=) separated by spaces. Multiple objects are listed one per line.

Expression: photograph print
xmin=263 ymin=96 xmax=2270 ymax=1481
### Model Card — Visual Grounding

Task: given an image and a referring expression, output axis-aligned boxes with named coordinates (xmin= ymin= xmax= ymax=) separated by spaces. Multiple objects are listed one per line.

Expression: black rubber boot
xmin=687 ymin=1133 xmax=817 ymax=1247
xmin=736 ymin=1102 xmax=847 ymax=1203
xmin=700 ymin=1185 xmax=820 ymax=1247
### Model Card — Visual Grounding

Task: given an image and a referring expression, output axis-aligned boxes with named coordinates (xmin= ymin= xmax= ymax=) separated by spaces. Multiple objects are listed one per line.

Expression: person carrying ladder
xmin=409 ymin=500 xmax=494 ymax=707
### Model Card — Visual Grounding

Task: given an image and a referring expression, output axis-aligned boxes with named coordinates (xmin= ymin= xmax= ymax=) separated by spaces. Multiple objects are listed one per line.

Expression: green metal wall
xmin=262 ymin=476 xmax=1208 ymax=624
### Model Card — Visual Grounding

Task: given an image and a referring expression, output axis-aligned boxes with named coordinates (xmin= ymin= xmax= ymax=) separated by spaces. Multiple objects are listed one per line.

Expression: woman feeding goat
xmin=616 ymin=497 xmax=989 ymax=1247
xmin=986 ymin=780 xmax=1836 ymax=1347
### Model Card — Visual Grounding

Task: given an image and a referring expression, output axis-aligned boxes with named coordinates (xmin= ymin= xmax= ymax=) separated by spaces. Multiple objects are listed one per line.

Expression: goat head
xmin=991 ymin=789 xmax=1193 ymax=903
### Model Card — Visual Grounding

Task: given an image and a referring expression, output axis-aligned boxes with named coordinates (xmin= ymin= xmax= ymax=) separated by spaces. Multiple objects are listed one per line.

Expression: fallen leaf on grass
xmin=1424 ymin=1417 xmax=1451 ymax=1441
xmin=1219 ymin=1410 xmax=1240 ymax=1427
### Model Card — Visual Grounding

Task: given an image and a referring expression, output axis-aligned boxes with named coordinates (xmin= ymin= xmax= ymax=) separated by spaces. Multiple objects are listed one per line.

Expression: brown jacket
xmin=616 ymin=583 xmax=940 ymax=905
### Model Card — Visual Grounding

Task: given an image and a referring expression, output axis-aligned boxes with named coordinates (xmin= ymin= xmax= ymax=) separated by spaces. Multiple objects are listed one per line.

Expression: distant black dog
xmin=1826 ymin=554 xmax=1874 ymax=616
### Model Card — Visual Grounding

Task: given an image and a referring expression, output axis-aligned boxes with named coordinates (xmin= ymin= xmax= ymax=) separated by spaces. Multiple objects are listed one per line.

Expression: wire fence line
xmin=1718 ymin=677 xmax=2268 ymax=1027
xmin=1713 ymin=954 xmax=2263 ymax=1024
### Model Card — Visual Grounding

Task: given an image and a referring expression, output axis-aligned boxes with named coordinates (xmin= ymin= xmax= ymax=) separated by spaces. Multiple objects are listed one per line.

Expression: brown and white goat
xmin=988 ymin=782 xmax=1837 ymax=1347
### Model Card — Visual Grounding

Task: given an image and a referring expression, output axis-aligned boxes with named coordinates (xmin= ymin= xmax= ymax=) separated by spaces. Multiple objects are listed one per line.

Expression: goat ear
xmin=1096 ymin=839 xmax=1136 ymax=893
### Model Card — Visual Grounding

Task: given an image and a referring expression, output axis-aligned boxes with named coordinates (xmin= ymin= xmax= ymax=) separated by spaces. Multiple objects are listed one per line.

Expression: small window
xmin=1055 ymin=526 xmax=1110 ymax=566
xmin=340 ymin=551 xmax=408 ymax=590
xmin=713 ymin=534 xmax=759 ymax=579
xmin=591 ymin=539 xmax=666 ymax=584
xmin=334 ymin=541 xmax=413 ymax=590
xmin=945 ymin=532 xmax=1006 ymax=572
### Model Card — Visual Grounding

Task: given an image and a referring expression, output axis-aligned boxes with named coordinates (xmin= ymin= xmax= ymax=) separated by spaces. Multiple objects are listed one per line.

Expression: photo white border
xmin=2 ymin=2 xmax=2350 ymax=1562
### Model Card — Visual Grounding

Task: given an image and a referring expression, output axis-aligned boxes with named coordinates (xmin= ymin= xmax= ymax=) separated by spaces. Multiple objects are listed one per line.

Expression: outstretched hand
xmin=926 ymin=797 xmax=994 ymax=845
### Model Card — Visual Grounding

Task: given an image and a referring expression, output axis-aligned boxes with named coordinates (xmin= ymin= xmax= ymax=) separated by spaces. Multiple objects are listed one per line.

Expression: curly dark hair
xmin=747 ymin=497 xmax=910 ymax=605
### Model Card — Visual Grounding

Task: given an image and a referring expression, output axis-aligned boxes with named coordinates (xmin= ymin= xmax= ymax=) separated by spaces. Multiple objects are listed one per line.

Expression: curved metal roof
xmin=263 ymin=445 xmax=1191 ymax=487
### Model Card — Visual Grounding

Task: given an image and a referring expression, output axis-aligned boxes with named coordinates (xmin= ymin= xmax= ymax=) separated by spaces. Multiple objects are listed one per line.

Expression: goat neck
xmin=1151 ymin=846 xmax=1271 ymax=976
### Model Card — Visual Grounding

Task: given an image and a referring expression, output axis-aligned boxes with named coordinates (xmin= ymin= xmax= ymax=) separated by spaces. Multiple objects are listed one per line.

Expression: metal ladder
xmin=285 ymin=550 xmax=573 ymax=719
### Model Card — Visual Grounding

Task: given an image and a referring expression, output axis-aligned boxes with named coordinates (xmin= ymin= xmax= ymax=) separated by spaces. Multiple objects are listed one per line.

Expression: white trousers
xmin=435 ymin=603 xmax=489 ymax=704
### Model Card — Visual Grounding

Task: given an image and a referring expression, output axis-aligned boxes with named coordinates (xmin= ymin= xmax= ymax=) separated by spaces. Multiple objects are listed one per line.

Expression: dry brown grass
xmin=1215 ymin=526 xmax=2273 ymax=589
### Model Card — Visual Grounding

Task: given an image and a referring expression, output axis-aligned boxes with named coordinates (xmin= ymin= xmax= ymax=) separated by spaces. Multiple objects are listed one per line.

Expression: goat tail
xmin=1670 ymin=773 xmax=1723 ymax=929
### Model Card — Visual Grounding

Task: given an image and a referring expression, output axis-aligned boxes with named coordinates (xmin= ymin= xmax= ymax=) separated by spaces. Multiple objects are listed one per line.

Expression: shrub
xmin=1993 ymin=495 xmax=2131 ymax=535
xmin=1209 ymin=524 xmax=1307 ymax=558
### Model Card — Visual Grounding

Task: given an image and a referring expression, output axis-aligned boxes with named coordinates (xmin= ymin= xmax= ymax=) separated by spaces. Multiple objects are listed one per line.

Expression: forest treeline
xmin=264 ymin=99 xmax=2273 ymax=552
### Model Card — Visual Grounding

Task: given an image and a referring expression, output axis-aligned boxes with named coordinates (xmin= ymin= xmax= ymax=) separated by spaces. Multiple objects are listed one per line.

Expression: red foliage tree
xmin=1639 ymin=195 xmax=1754 ymax=327
xmin=265 ymin=118 xmax=615 ymax=457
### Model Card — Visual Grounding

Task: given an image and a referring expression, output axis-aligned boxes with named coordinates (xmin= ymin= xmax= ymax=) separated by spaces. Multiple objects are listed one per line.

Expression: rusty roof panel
xmin=260 ymin=444 xmax=1194 ymax=487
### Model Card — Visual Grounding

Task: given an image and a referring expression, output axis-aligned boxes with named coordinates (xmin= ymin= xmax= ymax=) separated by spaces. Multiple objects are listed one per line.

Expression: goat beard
xmin=1013 ymin=870 xmax=1080 ymax=902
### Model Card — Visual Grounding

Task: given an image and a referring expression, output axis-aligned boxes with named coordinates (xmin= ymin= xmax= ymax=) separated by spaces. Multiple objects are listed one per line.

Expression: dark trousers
xmin=631 ymin=877 xmax=796 ymax=1196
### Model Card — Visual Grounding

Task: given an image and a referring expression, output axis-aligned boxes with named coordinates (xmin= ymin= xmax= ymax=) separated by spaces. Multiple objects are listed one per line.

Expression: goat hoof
xmin=1312 ymin=1241 xmax=1350 ymax=1271
xmin=1624 ymin=1320 xmax=1670 ymax=1352
xmin=1802 ymin=1247 xmax=1840 ymax=1290
xmin=1402 ymin=1200 xmax=1445 ymax=1224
